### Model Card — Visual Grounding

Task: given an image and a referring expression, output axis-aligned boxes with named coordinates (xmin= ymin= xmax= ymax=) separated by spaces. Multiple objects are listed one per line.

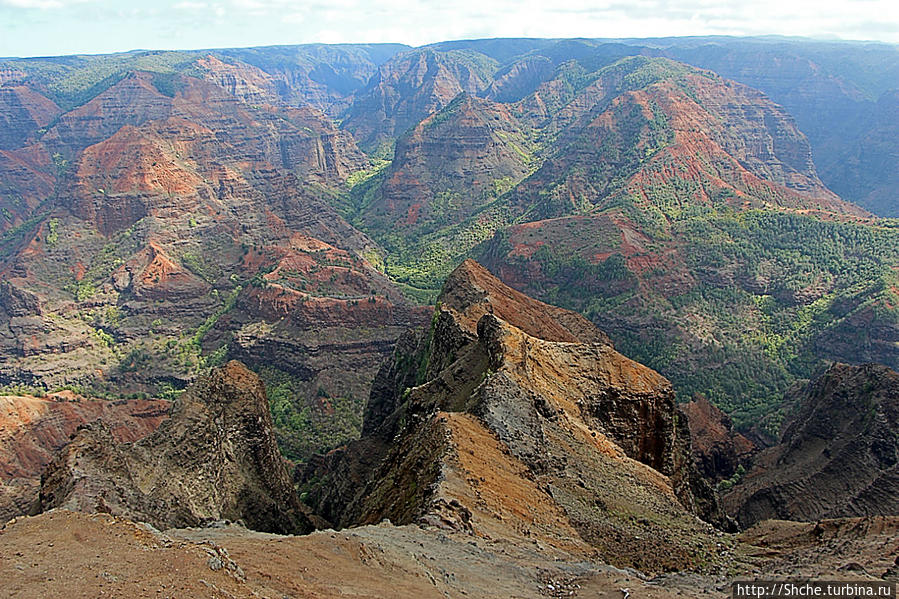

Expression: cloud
xmin=0 ymin=0 xmax=64 ymax=8
xmin=248 ymin=0 xmax=896 ymax=45
xmin=0 ymin=0 xmax=100 ymax=8
xmin=173 ymin=1 xmax=207 ymax=10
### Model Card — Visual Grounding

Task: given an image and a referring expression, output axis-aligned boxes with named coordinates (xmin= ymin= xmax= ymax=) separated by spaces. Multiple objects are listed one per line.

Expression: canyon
xmin=0 ymin=36 xmax=897 ymax=596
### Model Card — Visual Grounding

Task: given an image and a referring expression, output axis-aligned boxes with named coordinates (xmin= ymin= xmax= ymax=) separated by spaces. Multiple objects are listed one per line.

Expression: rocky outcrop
xmin=681 ymin=395 xmax=756 ymax=482
xmin=360 ymin=94 xmax=533 ymax=239
xmin=724 ymin=363 xmax=899 ymax=527
xmin=473 ymin=57 xmax=890 ymax=431
xmin=207 ymin=237 xmax=429 ymax=461
xmin=342 ymin=48 xmax=497 ymax=150
xmin=217 ymin=43 xmax=409 ymax=117
xmin=440 ymin=259 xmax=611 ymax=345
xmin=0 ymin=393 xmax=167 ymax=523
xmin=811 ymin=303 xmax=899 ymax=373
xmin=357 ymin=259 xmax=610 ymax=443
xmin=303 ymin=260 xmax=728 ymax=573
xmin=39 ymin=361 xmax=315 ymax=534
xmin=0 ymin=280 xmax=42 ymax=317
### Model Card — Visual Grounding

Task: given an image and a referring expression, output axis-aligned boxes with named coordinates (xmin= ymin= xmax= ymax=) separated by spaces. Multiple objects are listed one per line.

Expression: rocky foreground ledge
xmin=1 ymin=509 xmax=896 ymax=598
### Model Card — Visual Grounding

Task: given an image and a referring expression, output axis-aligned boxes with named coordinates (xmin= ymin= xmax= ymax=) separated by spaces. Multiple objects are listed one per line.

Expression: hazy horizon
xmin=1 ymin=0 xmax=897 ymax=59
xmin=3 ymin=34 xmax=898 ymax=61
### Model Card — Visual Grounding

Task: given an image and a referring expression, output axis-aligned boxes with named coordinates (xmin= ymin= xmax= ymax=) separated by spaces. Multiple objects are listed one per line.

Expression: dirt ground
xmin=2 ymin=510 xmax=895 ymax=598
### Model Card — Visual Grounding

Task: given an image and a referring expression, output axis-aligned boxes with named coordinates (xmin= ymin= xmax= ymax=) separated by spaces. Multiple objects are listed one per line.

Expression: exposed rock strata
xmin=39 ymin=361 xmax=315 ymax=534
xmin=360 ymin=94 xmax=533 ymax=239
xmin=303 ymin=260 xmax=729 ymax=572
xmin=0 ymin=393 xmax=167 ymax=523
xmin=724 ymin=363 xmax=899 ymax=526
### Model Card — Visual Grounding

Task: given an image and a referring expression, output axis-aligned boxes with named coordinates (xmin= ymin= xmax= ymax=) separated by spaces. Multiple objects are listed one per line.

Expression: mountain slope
xmin=419 ymin=36 xmax=899 ymax=216
xmin=649 ymin=37 xmax=899 ymax=216
xmin=342 ymin=48 xmax=499 ymax=152
xmin=303 ymin=260 xmax=729 ymax=572
xmin=0 ymin=57 xmax=427 ymax=462
xmin=724 ymin=362 xmax=899 ymax=526
xmin=1 ymin=37 xmax=898 ymax=458
xmin=39 ymin=361 xmax=316 ymax=534
xmin=334 ymin=50 xmax=896 ymax=424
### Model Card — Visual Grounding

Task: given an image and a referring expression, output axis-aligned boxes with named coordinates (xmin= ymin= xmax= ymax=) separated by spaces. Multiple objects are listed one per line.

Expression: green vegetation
xmin=155 ymin=381 xmax=184 ymax=402
xmin=376 ymin=198 xmax=516 ymax=293
xmin=91 ymin=327 xmax=117 ymax=351
xmin=443 ymin=49 xmax=500 ymax=84
xmin=1 ymin=50 xmax=199 ymax=109
xmin=497 ymin=205 xmax=899 ymax=430
xmin=717 ymin=464 xmax=746 ymax=492
xmin=189 ymin=285 xmax=242 ymax=351
xmin=66 ymin=279 xmax=97 ymax=302
xmin=51 ymin=153 xmax=69 ymax=178
xmin=150 ymin=71 xmax=187 ymax=98
xmin=181 ymin=250 xmax=219 ymax=283
xmin=46 ymin=218 xmax=60 ymax=246
xmin=259 ymin=366 xmax=364 ymax=463
xmin=203 ymin=344 xmax=229 ymax=368
xmin=345 ymin=159 xmax=390 ymax=189
xmin=0 ymin=382 xmax=49 ymax=397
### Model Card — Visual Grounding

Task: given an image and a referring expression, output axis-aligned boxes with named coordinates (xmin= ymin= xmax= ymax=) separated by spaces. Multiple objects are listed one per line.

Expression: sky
xmin=1 ymin=0 xmax=897 ymax=58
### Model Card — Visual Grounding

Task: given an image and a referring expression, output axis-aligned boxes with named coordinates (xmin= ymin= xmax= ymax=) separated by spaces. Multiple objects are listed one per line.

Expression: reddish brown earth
xmin=0 ymin=143 xmax=55 ymax=231
xmin=2 ymin=46 xmax=895 ymax=467
xmin=681 ymin=396 xmax=756 ymax=482
xmin=738 ymin=517 xmax=899 ymax=580
xmin=343 ymin=48 xmax=497 ymax=150
xmin=0 ymin=393 xmax=168 ymax=523
xmin=0 ymin=42 xmax=896 ymax=596
xmin=1 ymin=505 xmax=895 ymax=597
xmin=0 ymin=510 xmax=716 ymax=599
xmin=468 ymin=60 xmax=898 ymax=422
xmin=304 ymin=260 xmax=729 ymax=574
